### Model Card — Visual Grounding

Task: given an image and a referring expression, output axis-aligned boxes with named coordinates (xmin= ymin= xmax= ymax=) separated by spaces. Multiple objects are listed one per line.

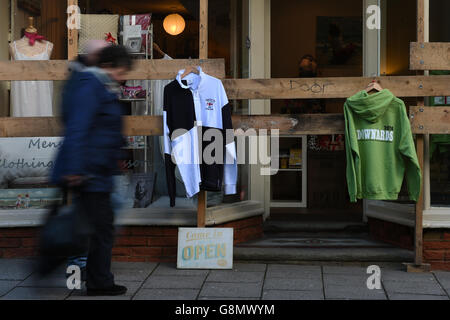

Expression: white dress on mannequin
xmin=11 ymin=41 xmax=53 ymax=117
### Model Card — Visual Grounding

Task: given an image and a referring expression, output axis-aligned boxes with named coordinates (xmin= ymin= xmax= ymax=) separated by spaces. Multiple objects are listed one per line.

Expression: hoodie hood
xmin=345 ymin=89 xmax=395 ymax=123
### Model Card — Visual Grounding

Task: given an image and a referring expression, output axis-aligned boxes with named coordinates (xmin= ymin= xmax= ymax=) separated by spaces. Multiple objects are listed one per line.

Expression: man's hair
xmin=300 ymin=54 xmax=317 ymax=64
xmin=97 ymin=45 xmax=133 ymax=70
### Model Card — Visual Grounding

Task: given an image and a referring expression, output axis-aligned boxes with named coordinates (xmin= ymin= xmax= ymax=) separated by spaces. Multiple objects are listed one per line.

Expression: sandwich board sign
xmin=177 ymin=228 xmax=233 ymax=269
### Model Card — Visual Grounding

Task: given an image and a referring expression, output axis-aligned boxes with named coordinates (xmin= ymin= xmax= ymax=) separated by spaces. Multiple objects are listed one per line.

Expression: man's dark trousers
xmin=80 ymin=192 xmax=115 ymax=289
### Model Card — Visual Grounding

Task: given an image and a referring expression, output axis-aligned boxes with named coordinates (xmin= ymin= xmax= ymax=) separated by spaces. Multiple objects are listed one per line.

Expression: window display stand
xmin=120 ymin=24 xmax=154 ymax=175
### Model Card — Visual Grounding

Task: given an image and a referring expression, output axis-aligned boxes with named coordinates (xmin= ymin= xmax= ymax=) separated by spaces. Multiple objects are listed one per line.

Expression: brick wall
xmin=0 ymin=215 xmax=264 ymax=262
xmin=0 ymin=228 xmax=40 ymax=259
xmin=368 ymin=218 xmax=450 ymax=271
xmin=423 ymin=229 xmax=450 ymax=271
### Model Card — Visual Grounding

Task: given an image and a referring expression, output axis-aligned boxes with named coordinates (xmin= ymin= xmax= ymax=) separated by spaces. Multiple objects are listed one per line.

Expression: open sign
xmin=177 ymin=228 xmax=233 ymax=269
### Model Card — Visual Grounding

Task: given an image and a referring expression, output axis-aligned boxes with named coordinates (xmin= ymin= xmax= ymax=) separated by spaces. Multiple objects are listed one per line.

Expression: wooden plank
xmin=199 ymin=0 xmax=208 ymax=59
xmin=197 ymin=188 xmax=206 ymax=228
xmin=410 ymin=42 xmax=450 ymax=70
xmin=0 ymin=116 xmax=162 ymax=137
xmin=417 ymin=0 xmax=425 ymax=42
xmin=411 ymin=0 xmax=427 ymax=271
xmin=67 ymin=0 xmax=79 ymax=60
xmin=0 ymin=117 xmax=63 ymax=137
xmin=223 ymin=76 xmax=450 ymax=99
xmin=2 ymin=109 xmax=449 ymax=138
xmin=0 ymin=59 xmax=226 ymax=81
xmin=0 ymin=114 xmax=343 ymax=138
xmin=199 ymin=0 xmax=209 ymax=228
xmin=0 ymin=63 xmax=448 ymax=99
xmin=409 ymin=106 xmax=450 ymax=134
xmin=0 ymin=60 xmax=71 ymax=81
xmin=232 ymin=114 xmax=345 ymax=135
xmin=415 ymin=133 xmax=425 ymax=266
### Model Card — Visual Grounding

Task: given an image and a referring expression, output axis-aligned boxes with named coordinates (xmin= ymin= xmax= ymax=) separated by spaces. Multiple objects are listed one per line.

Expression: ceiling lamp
xmin=163 ymin=13 xmax=186 ymax=36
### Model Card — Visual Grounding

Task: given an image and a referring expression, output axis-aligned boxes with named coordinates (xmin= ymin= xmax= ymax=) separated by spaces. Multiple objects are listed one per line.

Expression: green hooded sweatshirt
xmin=344 ymin=89 xmax=422 ymax=202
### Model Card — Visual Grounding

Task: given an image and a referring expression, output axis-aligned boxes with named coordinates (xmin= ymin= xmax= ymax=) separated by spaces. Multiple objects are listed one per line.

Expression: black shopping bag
xmin=38 ymin=195 xmax=92 ymax=270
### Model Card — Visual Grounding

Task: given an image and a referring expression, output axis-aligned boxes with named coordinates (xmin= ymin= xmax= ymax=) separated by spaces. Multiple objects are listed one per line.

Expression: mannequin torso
xmin=9 ymin=37 xmax=53 ymax=60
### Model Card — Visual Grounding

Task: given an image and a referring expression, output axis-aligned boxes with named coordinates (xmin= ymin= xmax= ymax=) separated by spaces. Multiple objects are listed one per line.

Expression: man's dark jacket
xmin=51 ymin=67 xmax=124 ymax=193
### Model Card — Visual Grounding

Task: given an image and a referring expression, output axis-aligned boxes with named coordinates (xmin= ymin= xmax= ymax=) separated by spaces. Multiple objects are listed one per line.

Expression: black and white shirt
xmin=163 ymin=67 xmax=237 ymax=207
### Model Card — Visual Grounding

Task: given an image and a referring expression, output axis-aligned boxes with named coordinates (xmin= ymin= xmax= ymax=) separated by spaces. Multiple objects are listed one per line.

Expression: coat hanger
xmin=365 ymin=79 xmax=383 ymax=94
xmin=181 ymin=65 xmax=200 ymax=79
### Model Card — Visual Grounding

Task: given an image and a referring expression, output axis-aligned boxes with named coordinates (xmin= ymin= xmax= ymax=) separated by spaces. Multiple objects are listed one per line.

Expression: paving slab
xmin=133 ymin=288 xmax=199 ymax=300
xmin=199 ymin=282 xmax=262 ymax=299
xmin=112 ymin=268 xmax=153 ymax=282
xmin=383 ymin=280 xmax=446 ymax=296
xmin=67 ymin=281 xmax=142 ymax=300
xmin=143 ymin=276 xmax=205 ymax=289
xmin=322 ymin=266 xmax=369 ymax=276
xmin=262 ymin=290 xmax=324 ymax=300
xmin=206 ymin=271 xmax=265 ymax=283
xmin=153 ymin=263 xmax=209 ymax=277
xmin=432 ymin=271 xmax=450 ymax=280
xmin=264 ymin=278 xmax=323 ymax=291
xmin=432 ymin=272 xmax=450 ymax=290
xmin=111 ymin=262 xmax=158 ymax=271
xmin=324 ymin=285 xmax=387 ymax=300
xmin=323 ymin=274 xmax=371 ymax=287
xmin=387 ymin=293 xmax=449 ymax=300
xmin=267 ymin=264 xmax=321 ymax=272
xmin=18 ymin=273 xmax=68 ymax=288
xmin=231 ymin=263 xmax=267 ymax=272
xmin=381 ymin=270 xmax=437 ymax=282
xmin=1 ymin=287 xmax=72 ymax=300
xmin=0 ymin=281 xmax=21 ymax=297
xmin=198 ymin=297 xmax=258 ymax=300
xmin=266 ymin=264 xmax=322 ymax=279
xmin=0 ymin=259 xmax=36 ymax=280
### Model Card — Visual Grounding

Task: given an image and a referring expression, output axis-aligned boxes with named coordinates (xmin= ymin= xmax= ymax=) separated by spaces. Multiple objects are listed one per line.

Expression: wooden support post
xmin=67 ymin=0 xmax=78 ymax=60
xmin=199 ymin=0 xmax=208 ymax=60
xmin=197 ymin=189 xmax=207 ymax=228
xmin=405 ymin=0 xmax=430 ymax=273
xmin=65 ymin=0 xmax=78 ymax=205
xmin=197 ymin=0 xmax=208 ymax=228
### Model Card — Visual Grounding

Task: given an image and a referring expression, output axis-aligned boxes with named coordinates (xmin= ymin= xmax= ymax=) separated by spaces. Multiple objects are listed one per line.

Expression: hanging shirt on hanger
xmin=163 ymin=67 xmax=237 ymax=207
xmin=344 ymin=89 xmax=422 ymax=202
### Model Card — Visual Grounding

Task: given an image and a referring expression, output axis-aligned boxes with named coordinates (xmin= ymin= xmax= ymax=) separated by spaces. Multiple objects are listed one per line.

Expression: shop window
xmin=1 ymin=0 xmax=250 ymax=212
xmin=429 ymin=0 xmax=450 ymax=208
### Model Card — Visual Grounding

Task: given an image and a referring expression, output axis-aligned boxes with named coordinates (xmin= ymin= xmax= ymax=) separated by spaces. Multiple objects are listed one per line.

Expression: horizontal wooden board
xmin=232 ymin=114 xmax=345 ymax=135
xmin=1 ymin=108 xmax=447 ymax=138
xmin=0 ymin=59 xmax=226 ymax=81
xmin=409 ymin=106 xmax=450 ymax=134
xmin=0 ymin=114 xmax=344 ymax=137
xmin=223 ymin=75 xmax=450 ymax=99
xmin=0 ymin=116 xmax=162 ymax=137
xmin=410 ymin=42 xmax=450 ymax=71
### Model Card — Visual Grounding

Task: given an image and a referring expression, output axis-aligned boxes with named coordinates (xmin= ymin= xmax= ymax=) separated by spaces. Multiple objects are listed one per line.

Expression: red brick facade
xmin=0 ymin=215 xmax=264 ymax=262
xmin=423 ymin=229 xmax=450 ymax=271
xmin=368 ymin=217 xmax=450 ymax=271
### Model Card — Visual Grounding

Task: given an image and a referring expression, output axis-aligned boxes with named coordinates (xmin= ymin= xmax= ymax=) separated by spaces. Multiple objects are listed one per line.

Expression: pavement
xmin=1 ymin=258 xmax=450 ymax=300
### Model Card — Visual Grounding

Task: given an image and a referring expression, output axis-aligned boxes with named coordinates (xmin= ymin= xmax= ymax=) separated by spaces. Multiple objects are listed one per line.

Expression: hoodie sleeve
xmin=398 ymin=103 xmax=422 ymax=201
xmin=163 ymin=85 xmax=177 ymax=207
xmin=344 ymin=102 xmax=360 ymax=203
xmin=219 ymin=81 xmax=237 ymax=195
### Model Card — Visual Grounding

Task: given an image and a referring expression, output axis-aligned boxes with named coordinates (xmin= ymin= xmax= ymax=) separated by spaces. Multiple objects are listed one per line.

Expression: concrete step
xmin=263 ymin=221 xmax=369 ymax=234
xmin=234 ymin=246 xmax=414 ymax=265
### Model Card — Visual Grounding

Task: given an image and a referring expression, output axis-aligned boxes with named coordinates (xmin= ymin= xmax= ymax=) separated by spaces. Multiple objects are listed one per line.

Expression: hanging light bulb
xmin=163 ymin=13 xmax=186 ymax=36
